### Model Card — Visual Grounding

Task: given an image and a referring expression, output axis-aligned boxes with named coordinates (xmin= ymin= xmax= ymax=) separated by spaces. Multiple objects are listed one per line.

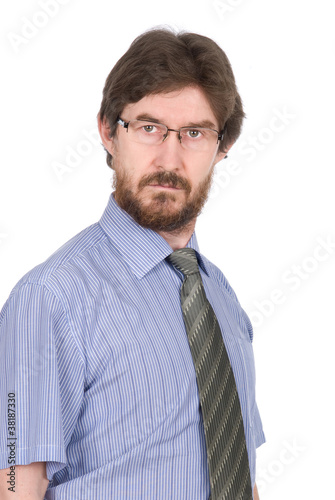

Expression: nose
xmin=154 ymin=130 xmax=184 ymax=171
xmin=163 ymin=128 xmax=181 ymax=144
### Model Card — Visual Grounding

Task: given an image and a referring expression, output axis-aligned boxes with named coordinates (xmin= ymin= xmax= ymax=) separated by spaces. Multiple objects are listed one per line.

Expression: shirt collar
xmin=99 ymin=194 xmax=210 ymax=279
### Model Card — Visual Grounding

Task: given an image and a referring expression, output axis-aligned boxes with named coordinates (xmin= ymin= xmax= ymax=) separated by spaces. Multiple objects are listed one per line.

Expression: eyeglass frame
xmin=116 ymin=117 xmax=225 ymax=145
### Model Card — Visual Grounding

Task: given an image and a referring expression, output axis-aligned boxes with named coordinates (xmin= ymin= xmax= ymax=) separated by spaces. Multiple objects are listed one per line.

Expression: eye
xmin=143 ymin=124 xmax=157 ymax=133
xmin=187 ymin=129 xmax=203 ymax=139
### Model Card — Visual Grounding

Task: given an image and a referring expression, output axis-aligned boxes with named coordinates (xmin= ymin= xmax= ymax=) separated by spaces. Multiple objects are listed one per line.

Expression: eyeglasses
xmin=117 ymin=117 xmax=224 ymax=153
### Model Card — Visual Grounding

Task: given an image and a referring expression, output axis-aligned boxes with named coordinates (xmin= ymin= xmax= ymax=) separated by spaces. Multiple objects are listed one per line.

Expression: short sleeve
xmin=253 ymin=402 xmax=266 ymax=448
xmin=0 ymin=282 xmax=85 ymax=480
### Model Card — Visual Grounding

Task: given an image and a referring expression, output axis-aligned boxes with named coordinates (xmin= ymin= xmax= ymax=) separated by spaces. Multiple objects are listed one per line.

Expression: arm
xmin=254 ymin=482 xmax=260 ymax=500
xmin=0 ymin=462 xmax=49 ymax=499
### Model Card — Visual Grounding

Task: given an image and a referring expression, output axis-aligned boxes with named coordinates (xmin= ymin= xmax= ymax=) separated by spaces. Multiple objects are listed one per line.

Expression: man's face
xmin=99 ymin=86 xmax=227 ymax=233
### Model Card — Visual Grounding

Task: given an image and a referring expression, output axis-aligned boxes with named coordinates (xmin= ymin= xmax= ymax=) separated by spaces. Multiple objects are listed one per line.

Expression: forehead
xmin=122 ymin=86 xmax=218 ymax=128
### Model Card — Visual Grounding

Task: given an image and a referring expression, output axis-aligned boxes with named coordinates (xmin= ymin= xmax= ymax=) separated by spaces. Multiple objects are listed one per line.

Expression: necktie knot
xmin=166 ymin=248 xmax=200 ymax=276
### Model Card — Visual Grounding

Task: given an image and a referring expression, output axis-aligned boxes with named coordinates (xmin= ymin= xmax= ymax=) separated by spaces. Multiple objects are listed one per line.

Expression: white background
xmin=1 ymin=1 xmax=334 ymax=498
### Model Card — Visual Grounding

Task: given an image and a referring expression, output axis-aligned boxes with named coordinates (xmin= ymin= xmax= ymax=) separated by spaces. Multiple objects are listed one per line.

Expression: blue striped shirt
xmin=0 ymin=194 xmax=265 ymax=499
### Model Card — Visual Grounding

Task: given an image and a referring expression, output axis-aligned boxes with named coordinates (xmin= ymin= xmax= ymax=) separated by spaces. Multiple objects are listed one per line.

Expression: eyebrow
xmin=135 ymin=114 xmax=162 ymax=124
xmin=135 ymin=114 xmax=218 ymax=130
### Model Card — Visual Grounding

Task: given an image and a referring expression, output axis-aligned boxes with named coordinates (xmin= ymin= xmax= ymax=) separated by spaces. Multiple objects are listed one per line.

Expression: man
xmin=0 ymin=28 xmax=265 ymax=499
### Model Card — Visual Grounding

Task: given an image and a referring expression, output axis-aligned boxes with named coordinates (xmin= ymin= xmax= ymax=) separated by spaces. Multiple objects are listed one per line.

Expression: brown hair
xmin=98 ymin=27 xmax=245 ymax=168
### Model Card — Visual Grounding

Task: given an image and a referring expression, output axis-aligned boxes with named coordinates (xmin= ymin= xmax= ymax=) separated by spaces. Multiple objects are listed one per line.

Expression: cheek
xmin=211 ymin=148 xmax=223 ymax=165
xmin=190 ymin=155 xmax=216 ymax=181
xmin=118 ymin=152 xmax=154 ymax=189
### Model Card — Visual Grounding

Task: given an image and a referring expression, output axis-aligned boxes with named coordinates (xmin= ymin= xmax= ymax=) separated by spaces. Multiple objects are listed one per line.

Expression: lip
xmin=148 ymin=184 xmax=181 ymax=190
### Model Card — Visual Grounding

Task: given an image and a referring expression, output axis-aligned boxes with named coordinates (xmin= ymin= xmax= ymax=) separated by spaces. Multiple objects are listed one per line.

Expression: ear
xmin=97 ymin=115 xmax=116 ymax=156
xmin=213 ymin=141 xmax=235 ymax=166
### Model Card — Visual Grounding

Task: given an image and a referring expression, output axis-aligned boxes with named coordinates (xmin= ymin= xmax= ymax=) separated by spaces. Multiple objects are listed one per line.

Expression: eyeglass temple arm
xmin=218 ymin=126 xmax=226 ymax=142
xmin=117 ymin=117 xmax=129 ymax=130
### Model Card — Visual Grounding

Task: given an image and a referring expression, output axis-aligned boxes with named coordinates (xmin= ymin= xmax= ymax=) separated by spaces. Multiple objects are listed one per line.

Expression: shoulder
xmin=201 ymin=254 xmax=239 ymax=303
xmin=201 ymin=254 xmax=254 ymax=343
xmin=4 ymin=222 xmax=108 ymax=304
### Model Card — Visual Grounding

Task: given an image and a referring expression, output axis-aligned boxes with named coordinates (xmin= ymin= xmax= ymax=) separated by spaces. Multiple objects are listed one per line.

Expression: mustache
xmin=138 ymin=171 xmax=191 ymax=194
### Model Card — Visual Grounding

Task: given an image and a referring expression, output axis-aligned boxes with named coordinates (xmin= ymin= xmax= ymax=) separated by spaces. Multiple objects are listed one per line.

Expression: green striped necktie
xmin=167 ymin=248 xmax=253 ymax=500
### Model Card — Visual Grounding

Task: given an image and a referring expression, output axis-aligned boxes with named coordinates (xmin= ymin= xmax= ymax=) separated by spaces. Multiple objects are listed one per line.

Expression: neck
xmin=156 ymin=219 xmax=196 ymax=250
